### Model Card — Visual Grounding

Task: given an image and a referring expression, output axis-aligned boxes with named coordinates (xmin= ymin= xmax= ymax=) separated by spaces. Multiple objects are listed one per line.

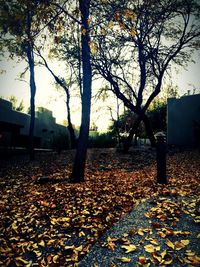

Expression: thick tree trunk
xmin=27 ymin=43 xmax=36 ymax=160
xmin=70 ymin=0 xmax=91 ymax=182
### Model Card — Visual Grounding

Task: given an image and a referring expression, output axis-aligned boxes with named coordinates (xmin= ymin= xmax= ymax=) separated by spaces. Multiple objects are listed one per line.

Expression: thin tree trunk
xmin=70 ymin=0 xmax=91 ymax=182
xmin=36 ymin=50 xmax=77 ymax=149
xmin=26 ymin=10 xmax=36 ymax=161
xmin=26 ymin=44 xmax=36 ymax=160
xmin=66 ymin=94 xmax=76 ymax=149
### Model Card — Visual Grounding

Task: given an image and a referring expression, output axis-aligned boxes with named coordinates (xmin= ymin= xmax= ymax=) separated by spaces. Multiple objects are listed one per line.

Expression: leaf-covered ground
xmin=0 ymin=148 xmax=199 ymax=266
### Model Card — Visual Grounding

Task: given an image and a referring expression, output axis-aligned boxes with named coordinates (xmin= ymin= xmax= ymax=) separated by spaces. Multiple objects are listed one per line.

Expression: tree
xmin=36 ymin=50 xmax=77 ymax=149
xmin=70 ymin=0 xmax=92 ymax=182
xmin=41 ymin=0 xmax=92 ymax=181
xmin=92 ymin=0 xmax=200 ymax=152
xmin=0 ymin=95 xmax=25 ymax=112
xmin=0 ymin=0 xmax=55 ymax=159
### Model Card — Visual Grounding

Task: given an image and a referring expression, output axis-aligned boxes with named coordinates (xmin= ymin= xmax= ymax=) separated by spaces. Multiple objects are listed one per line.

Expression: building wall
xmin=167 ymin=94 xmax=200 ymax=146
xmin=0 ymin=99 xmax=68 ymax=148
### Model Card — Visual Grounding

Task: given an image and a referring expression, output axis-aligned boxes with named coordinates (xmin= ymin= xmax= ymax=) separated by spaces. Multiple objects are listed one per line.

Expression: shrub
xmin=88 ymin=132 xmax=117 ymax=148
xmin=51 ymin=132 xmax=70 ymax=153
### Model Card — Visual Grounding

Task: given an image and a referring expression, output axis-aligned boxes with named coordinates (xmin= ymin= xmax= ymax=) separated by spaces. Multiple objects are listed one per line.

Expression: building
xmin=167 ymin=94 xmax=200 ymax=147
xmin=0 ymin=98 xmax=68 ymax=149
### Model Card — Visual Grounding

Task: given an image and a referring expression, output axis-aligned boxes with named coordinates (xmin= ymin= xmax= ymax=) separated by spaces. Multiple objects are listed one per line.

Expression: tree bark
xmin=123 ymin=113 xmax=156 ymax=152
xmin=70 ymin=0 xmax=91 ymax=182
xmin=123 ymin=115 xmax=142 ymax=153
xmin=143 ymin=114 xmax=156 ymax=147
xmin=26 ymin=44 xmax=36 ymax=160
xmin=26 ymin=11 xmax=36 ymax=161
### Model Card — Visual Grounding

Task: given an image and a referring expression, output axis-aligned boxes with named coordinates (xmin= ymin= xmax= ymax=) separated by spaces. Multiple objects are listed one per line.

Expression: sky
xmin=0 ymin=52 xmax=200 ymax=132
xmin=0 ymin=56 xmax=115 ymax=132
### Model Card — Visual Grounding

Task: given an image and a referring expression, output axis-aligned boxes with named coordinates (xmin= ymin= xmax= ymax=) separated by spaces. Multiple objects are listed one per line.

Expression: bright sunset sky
xmin=0 ymin=51 xmax=200 ymax=132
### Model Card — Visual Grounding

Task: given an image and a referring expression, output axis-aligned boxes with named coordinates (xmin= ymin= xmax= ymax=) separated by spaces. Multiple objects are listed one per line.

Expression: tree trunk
xmin=143 ymin=114 xmax=156 ymax=147
xmin=26 ymin=43 xmax=36 ymax=160
xmin=70 ymin=0 xmax=91 ymax=182
xmin=123 ymin=115 xmax=142 ymax=153
xmin=123 ymin=113 xmax=156 ymax=152
xmin=26 ymin=10 xmax=36 ymax=161
xmin=67 ymin=121 xmax=76 ymax=149
xmin=36 ymin=50 xmax=77 ymax=149
xmin=66 ymin=85 xmax=77 ymax=149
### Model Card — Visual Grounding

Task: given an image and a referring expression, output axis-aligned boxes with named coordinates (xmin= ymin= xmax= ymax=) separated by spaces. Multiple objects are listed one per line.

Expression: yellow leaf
xmin=35 ymin=250 xmax=42 ymax=257
xmin=107 ymin=241 xmax=116 ymax=251
xmin=15 ymin=257 xmax=30 ymax=265
xmin=152 ymin=253 xmax=162 ymax=262
xmin=12 ymin=221 xmax=18 ymax=231
xmin=163 ymin=258 xmax=173 ymax=265
xmin=75 ymin=245 xmax=83 ymax=252
xmin=138 ymin=228 xmax=144 ymax=236
xmin=89 ymin=41 xmax=98 ymax=55
xmin=166 ymin=239 xmax=174 ymax=249
xmin=124 ymin=9 xmax=137 ymax=21
xmin=130 ymin=29 xmax=137 ymax=37
xmin=38 ymin=240 xmax=45 ymax=247
xmin=117 ymin=257 xmax=131 ymax=263
xmin=121 ymin=244 xmax=137 ymax=253
xmin=185 ymin=250 xmax=195 ymax=256
xmin=47 ymin=239 xmax=55 ymax=245
xmin=144 ymin=244 xmax=155 ymax=253
xmin=150 ymin=239 xmax=159 ymax=245
xmin=108 ymin=21 xmax=114 ymax=28
xmin=160 ymin=250 xmax=167 ymax=258
xmin=50 ymin=218 xmax=57 ymax=225
xmin=158 ymin=231 xmax=166 ymax=238
xmin=53 ymin=255 xmax=59 ymax=263
xmin=181 ymin=239 xmax=190 ymax=246
xmin=79 ymin=231 xmax=85 ymax=237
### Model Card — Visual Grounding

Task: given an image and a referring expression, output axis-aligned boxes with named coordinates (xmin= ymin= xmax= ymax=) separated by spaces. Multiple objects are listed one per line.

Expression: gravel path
xmin=79 ymin=193 xmax=200 ymax=267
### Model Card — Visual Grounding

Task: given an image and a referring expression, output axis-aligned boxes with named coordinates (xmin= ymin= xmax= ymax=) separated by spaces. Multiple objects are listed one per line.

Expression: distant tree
xmin=110 ymin=84 xmax=180 ymax=142
xmin=92 ymin=0 xmax=200 ymax=152
xmin=8 ymin=95 xmax=25 ymax=112
xmin=36 ymin=50 xmax=77 ymax=149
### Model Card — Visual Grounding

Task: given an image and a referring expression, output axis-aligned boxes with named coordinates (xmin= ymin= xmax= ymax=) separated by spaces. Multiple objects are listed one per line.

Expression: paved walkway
xmin=79 ymin=193 xmax=200 ymax=266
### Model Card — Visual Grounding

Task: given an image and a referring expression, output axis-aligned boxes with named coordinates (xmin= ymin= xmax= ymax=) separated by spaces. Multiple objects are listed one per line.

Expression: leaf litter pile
xmin=0 ymin=148 xmax=199 ymax=266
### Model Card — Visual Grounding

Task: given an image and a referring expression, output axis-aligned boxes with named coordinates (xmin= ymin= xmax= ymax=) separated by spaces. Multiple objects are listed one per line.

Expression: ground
xmin=0 ymin=148 xmax=199 ymax=266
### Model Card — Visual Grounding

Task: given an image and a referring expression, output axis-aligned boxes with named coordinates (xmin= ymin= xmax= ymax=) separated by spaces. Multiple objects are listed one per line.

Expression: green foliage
xmin=147 ymin=103 xmax=167 ymax=134
xmin=88 ymin=132 xmax=117 ymax=148
xmin=8 ymin=95 xmax=25 ymax=112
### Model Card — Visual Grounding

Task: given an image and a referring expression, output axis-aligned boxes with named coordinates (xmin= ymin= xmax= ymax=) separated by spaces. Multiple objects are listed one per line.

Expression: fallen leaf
xmin=121 ymin=244 xmax=137 ymax=253
xmin=165 ymin=239 xmax=174 ymax=249
xmin=144 ymin=244 xmax=160 ymax=253
xmin=117 ymin=256 xmax=131 ymax=263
